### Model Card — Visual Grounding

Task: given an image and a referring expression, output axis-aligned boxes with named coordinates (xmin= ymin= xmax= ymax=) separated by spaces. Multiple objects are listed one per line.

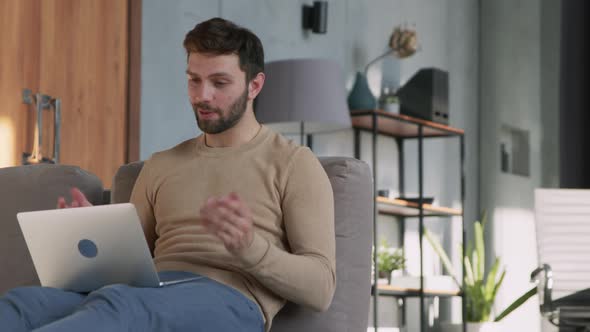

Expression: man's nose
xmin=192 ymin=84 xmax=215 ymax=103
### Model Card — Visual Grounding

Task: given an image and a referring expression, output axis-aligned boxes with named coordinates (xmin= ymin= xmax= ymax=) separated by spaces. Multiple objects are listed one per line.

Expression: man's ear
xmin=248 ymin=72 xmax=265 ymax=101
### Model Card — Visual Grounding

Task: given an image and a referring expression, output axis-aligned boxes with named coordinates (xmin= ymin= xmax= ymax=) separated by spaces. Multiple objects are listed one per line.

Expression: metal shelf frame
xmin=351 ymin=110 xmax=466 ymax=332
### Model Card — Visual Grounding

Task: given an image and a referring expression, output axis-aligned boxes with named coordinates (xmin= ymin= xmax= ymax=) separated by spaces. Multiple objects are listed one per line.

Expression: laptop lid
xmin=17 ymin=203 xmax=162 ymax=292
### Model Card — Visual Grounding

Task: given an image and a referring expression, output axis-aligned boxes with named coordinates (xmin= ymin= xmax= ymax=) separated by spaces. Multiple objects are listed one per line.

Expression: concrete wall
xmin=480 ymin=0 xmax=560 ymax=331
xmin=140 ymin=0 xmax=479 ymax=329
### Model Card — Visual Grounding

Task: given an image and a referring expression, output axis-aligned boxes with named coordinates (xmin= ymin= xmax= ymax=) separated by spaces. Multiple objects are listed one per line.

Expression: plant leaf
xmin=492 ymin=269 xmax=506 ymax=301
xmin=475 ymin=221 xmax=485 ymax=282
xmin=424 ymin=228 xmax=461 ymax=288
xmin=480 ymin=210 xmax=488 ymax=229
xmin=484 ymin=257 xmax=500 ymax=301
xmin=494 ymin=286 xmax=537 ymax=322
xmin=472 ymin=249 xmax=479 ymax=282
xmin=464 ymin=255 xmax=475 ymax=286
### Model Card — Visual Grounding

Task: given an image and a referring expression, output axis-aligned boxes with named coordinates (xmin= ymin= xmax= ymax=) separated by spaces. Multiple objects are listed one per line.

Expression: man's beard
xmin=192 ymin=88 xmax=248 ymax=134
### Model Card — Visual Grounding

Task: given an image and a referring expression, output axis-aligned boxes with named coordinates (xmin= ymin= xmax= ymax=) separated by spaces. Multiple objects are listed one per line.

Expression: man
xmin=0 ymin=17 xmax=335 ymax=332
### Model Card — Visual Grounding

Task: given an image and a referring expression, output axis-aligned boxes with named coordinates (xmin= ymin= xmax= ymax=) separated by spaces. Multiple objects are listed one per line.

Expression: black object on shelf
xmin=397 ymin=68 xmax=449 ymax=124
xmin=395 ymin=197 xmax=435 ymax=205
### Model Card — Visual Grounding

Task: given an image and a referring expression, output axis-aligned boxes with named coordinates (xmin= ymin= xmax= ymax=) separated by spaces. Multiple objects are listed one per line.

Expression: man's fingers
xmin=71 ymin=187 xmax=92 ymax=207
xmin=203 ymin=212 xmax=236 ymax=245
xmin=215 ymin=230 xmax=236 ymax=249
xmin=218 ymin=197 xmax=249 ymax=218
xmin=215 ymin=205 xmax=251 ymax=233
xmin=201 ymin=205 xmax=249 ymax=237
xmin=199 ymin=194 xmax=255 ymax=254
xmin=57 ymin=197 xmax=67 ymax=209
xmin=218 ymin=217 xmax=245 ymax=239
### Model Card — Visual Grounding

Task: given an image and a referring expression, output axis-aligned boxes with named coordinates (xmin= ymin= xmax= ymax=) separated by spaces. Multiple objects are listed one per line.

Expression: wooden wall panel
xmin=39 ymin=0 xmax=129 ymax=188
xmin=128 ymin=0 xmax=142 ymax=163
xmin=0 ymin=0 xmax=40 ymax=167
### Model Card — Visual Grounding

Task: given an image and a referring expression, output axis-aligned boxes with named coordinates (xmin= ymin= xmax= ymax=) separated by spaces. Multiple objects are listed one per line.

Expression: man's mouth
xmin=197 ymin=109 xmax=218 ymax=119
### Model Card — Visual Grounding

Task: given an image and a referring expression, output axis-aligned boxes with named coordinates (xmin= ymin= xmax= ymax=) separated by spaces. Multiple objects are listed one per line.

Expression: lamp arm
xmin=364 ymin=49 xmax=395 ymax=74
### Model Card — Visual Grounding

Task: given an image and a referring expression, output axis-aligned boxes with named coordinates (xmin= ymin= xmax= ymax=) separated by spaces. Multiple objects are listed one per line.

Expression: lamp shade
xmin=255 ymin=58 xmax=351 ymax=134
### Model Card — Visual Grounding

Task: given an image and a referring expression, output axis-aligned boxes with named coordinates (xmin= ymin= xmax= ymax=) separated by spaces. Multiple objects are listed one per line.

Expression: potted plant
xmin=424 ymin=214 xmax=537 ymax=332
xmin=376 ymin=240 xmax=406 ymax=284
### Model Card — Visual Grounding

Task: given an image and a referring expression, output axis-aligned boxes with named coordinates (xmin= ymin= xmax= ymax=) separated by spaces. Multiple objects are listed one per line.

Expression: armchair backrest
xmin=111 ymin=157 xmax=373 ymax=332
xmin=0 ymin=164 xmax=104 ymax=294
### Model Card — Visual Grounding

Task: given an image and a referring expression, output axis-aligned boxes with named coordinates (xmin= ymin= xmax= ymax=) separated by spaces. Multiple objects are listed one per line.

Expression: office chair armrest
xmin=531 ymin=263 xmax=554 ymax=315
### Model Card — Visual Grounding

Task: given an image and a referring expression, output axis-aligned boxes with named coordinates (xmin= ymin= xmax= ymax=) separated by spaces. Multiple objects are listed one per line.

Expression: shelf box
xmin=377 ymin=197 xmax=462 ymax=217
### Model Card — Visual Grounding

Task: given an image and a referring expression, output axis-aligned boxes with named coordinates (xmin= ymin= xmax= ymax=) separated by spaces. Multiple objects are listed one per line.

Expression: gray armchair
xmin=0 ymin=156 xmax=373 ymax=332
xmin=0 ymin=164 xmax=104 ymax=292
xmin=112 ymin=157 xmax=374 ymax=332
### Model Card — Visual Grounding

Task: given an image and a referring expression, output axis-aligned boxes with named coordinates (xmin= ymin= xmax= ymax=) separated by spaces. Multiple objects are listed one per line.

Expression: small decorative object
xmin=425 ymin=213 xmax=538 ymax=330
xmin=377 ymin=188 xmax=399 ymax=200
xmin=378 ymin=86 xmax=400 ymax=113
xmin=375 ymin=240 xmax=406 ymax=284
xmin=377 ymin=189 xmax=390 ymax=198
xmin=348 ymin=25 xmax=418 ymax=111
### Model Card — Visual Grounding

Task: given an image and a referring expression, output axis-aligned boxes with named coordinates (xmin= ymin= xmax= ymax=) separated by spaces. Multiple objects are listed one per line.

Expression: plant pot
xmin=377 ymin=270 xmax=392 ymax=284
xmin=439 ymin=322 xmax=502 ymax=332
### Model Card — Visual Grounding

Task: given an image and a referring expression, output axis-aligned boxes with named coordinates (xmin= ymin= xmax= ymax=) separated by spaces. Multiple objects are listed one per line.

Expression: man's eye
xmin=214 ymin=81 xmax=228 ymax=87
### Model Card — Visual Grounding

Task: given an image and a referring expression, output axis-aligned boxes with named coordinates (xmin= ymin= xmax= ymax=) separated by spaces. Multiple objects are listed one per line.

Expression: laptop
xmin=17 ymin=203 xmax=200 ymax=293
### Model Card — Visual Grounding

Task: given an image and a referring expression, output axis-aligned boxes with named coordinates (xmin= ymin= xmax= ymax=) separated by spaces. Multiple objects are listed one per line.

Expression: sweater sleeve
xmin=129 ymin=160 xmax=158 ymax=256
xmin=236 ymin=148 xmax=336 ymax=311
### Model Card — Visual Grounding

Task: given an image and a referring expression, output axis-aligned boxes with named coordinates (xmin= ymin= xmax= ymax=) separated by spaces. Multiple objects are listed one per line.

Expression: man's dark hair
xmin=183 ymin=18 xmax=264 ymax=82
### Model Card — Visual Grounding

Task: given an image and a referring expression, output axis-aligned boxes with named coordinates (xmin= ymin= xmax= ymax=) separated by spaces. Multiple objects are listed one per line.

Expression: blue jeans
xmin=0 ymin=271 xmax=263 ymax=332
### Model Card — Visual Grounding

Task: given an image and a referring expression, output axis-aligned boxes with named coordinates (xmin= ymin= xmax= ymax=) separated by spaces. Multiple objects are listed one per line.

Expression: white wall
xmin=140 ymin=0 xmax=218 ymax=159
xmin=140 ymin=0 xmax=479 ymax=329
xmin=480 ymin=0 xmax=560 ymax=331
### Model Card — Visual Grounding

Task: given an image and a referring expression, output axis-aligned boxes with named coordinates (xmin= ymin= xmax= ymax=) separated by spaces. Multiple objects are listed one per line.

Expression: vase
xmin=347 ymin=71 xmax=376 ymax=110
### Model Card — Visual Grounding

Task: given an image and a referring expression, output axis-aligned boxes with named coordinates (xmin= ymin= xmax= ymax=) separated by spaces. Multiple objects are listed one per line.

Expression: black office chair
xmin=534 ymin=189 xmax=590 ymax=332
xmin=531 ymin=264 xmax=590 ymax=331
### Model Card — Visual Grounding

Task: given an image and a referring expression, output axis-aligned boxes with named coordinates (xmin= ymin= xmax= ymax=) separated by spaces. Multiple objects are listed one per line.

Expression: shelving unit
xmin=373 ymin=284 xmax=461 ymax=298
xmin=377 ymin=197 xmax=462 ymax=217
xmin=350 ymin=109 xmax=465 ymax=332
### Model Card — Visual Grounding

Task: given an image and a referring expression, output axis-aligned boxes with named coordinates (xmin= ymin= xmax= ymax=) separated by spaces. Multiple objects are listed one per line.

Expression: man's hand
xmin=199 ymin=192 xmax=254 ymax=255
xmin=57 ymin=187 xmax=93 ymax=209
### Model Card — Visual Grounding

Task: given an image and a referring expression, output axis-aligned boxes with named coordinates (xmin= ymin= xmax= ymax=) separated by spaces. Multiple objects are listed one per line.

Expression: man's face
xmin=186 ymin=52 xmax=249 ymax=134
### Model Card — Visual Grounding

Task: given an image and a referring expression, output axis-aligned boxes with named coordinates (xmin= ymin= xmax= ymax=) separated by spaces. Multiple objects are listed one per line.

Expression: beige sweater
xmin=129 ymin=125 xmax=336 ymax=331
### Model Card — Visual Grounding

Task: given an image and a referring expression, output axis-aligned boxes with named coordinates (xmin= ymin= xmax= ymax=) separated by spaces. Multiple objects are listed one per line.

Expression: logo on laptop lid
xmin=78 ymin=239 xmax=98 ymax=258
